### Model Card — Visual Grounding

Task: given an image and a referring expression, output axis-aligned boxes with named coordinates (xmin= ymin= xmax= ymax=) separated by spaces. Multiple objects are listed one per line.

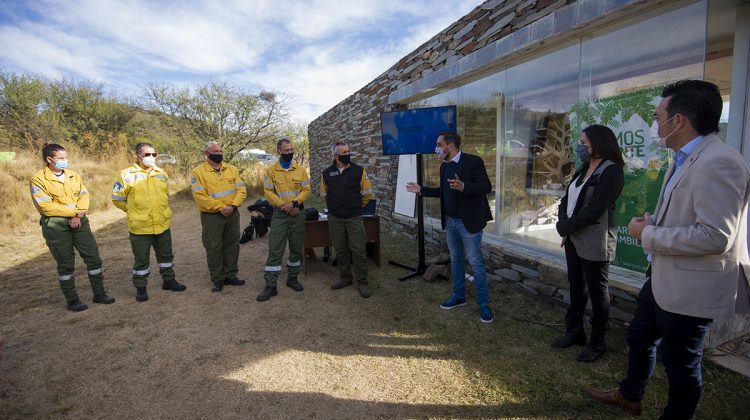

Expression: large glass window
xmin=405 ymin=0 xmax=732 ymax=273
xmin=576 ymin=0 xmax=706 ymax=272
xmin=457 ymin=72 xmax=505 ymax=234
xmin=498 ymin=44 xmax=580 ymax=249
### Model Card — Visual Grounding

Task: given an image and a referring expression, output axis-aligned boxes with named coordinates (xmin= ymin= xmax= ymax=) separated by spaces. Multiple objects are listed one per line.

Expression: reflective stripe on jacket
xmin=30 ymin=167 xmax=89 ymax=217
xmin=112 ymin=163 xmax=172 ymax=235
xmin=191 ymin=161 xmax=247 ymax=212
xmin=264 ymin=161 xmax=311 ymax=207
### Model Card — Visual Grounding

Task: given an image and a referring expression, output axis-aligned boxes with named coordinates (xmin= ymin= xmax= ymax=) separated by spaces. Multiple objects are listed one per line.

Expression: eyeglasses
xmin=142 ymin=153 xmax=157 ymax=157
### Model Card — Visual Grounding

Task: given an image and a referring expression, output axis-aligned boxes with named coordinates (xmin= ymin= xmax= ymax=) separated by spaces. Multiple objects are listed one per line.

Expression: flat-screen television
xmin=380 ymin=105 xmax=457 ymax=155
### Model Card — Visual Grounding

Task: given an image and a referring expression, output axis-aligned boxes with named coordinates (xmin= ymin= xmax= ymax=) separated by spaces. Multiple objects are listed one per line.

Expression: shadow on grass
xmin=0 ymin=198 xmax=748 ymax=419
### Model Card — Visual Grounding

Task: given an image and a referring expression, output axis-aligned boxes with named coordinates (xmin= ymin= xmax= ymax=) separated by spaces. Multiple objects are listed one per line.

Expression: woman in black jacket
xmin=552 ymin=124 xmax=625 ymax=362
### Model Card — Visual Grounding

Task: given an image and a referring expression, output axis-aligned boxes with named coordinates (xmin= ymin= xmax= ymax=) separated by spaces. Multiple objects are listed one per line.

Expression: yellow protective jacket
xmin=264 ymin=161 xmax=311 ymax=207
xmin=30 ymin=167 xmax=89 ymax=217
xmin=191 ymin=161 xmax=247 ymax=212
xmin=112 ymin=163 xmax=172 ymax=235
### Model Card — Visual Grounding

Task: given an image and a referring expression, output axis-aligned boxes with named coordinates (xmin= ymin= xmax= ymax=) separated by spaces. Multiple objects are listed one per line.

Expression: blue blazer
xmin=421 ymin=152 xmax=493 ymax=234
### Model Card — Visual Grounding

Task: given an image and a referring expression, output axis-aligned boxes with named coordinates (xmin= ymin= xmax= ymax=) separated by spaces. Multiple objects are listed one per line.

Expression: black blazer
xmin=556 ymin=160 xmax=624 ymax=260
xmin=421 ymin=152 xmax=493 ymax=233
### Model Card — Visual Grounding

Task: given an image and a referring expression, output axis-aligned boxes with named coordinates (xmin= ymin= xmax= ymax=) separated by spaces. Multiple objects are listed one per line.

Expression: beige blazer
xmin=642 ymin=134 xmax=750 ymax=320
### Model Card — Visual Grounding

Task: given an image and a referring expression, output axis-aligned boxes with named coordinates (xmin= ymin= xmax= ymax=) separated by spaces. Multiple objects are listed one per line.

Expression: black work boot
xmin=357 ymin=284 xmax=371 ymax=299
xmin=93 ymin=294 xmax=115 ymax=304
xmin=136 ymin=287 xmax=149 ymax=302
xmin=551 ymin=330 xmax=586 ymax=348
xmin=552 ymin=311 xmax=586 ymax=348
xmin=67 ymin=299 xmax=88 ymax=312
xmin=256 ymin=286 xmax=278 ymax=301
xmin=223 ymin=277 xmax=246 ymax=286
xmin=331 ymin=279 xmax=352 ymax=290
xmin=211 ymin=282 xmax=223 ymax=292
xmin=286 ymin=277 xmax=303 ymax=292
xmin=162 ymin=279 xmax=187 ymax=291
xmin=578 ymin=344 xmax=606 ymax=362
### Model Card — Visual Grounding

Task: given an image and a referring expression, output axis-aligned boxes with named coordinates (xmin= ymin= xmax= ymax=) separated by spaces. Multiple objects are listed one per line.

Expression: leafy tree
xmin=142 ymin=81 xmax=289 ymax=166
xmin=280 ymin=120 xmax=310 ymax=166
xmin=0 ymin=72 xmax=61 ymax=149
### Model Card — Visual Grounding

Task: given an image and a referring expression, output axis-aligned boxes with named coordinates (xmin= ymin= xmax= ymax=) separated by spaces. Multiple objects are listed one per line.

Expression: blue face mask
xmin=53 ymin=159 xmax=69 ymax=170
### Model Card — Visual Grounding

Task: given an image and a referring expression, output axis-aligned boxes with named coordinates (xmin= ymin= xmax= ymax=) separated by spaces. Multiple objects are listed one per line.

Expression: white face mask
xmin=435 ymin=146 xmax=448 ymax=161
xmin=141 ymin=156 xmax=156 ymax=167
xmin=650 ymin=115 xmax=677 ymax=149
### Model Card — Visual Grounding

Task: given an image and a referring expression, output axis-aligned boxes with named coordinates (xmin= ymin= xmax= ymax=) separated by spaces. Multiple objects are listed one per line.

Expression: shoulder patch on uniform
xmin=191 ymin=176 xmax=197 ymax=184
xmin=112 ymin=181 xmax=124 ymax=192
xmin=31 ymin=185 xmax=41 ymax=195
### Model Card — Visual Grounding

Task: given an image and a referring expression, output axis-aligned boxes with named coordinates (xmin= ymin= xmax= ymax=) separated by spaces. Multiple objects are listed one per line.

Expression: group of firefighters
xmin=30 ymin=138 xmax=373 ymax=311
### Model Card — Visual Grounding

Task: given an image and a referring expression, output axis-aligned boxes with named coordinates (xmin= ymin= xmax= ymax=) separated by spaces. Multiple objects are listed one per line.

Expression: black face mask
xmin=280 ymin=153 xmax=294 ymax=163
xmin=208 ymin=153 xmax=223 ymax=164
xmin=337 ymin=154 xmax=351 ymax=165
xmin=575 ymin=144 xmax=590 ymax=163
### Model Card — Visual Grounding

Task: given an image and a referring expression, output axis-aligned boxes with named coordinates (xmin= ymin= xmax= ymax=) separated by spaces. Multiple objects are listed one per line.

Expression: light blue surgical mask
xmin=53 ymin=159 xmax=68 ymax=170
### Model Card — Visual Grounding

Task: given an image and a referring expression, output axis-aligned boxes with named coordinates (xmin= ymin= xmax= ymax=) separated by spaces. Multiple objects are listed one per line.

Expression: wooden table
xmin=303 ymin=216 xmax=381 ymax=274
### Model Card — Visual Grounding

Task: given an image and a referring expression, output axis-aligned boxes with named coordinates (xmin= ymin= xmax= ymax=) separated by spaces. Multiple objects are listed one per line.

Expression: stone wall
xmin=308 ymin=0 xmax=747 ymax=347
xmin=309 ymin=0 xmax=576 ymax=218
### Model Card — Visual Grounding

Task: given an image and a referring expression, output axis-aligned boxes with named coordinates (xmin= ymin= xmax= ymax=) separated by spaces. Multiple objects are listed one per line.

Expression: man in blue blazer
xmin=406 ymin=131 xmax=494 ymax=323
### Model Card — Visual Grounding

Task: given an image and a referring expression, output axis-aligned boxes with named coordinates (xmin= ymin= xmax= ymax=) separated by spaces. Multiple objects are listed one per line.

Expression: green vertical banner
xmin=569 ymin=87 xmax=671 ymax=273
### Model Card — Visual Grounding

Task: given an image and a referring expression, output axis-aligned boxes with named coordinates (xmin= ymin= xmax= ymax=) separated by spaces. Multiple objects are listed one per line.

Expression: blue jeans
xmin=619 ymin=279 xmax=712 ymax=420
xmin=445 ymin=216 xmax=489 ymax=307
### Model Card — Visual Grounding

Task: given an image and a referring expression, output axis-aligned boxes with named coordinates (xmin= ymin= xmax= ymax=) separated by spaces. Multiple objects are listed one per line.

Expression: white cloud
xmin=0 ymin=0 xmax=483 ymax=120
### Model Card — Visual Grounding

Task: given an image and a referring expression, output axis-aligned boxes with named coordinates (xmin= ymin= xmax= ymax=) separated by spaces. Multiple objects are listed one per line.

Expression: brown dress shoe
xmin=585 ymin=388 xmax=643 ymax=416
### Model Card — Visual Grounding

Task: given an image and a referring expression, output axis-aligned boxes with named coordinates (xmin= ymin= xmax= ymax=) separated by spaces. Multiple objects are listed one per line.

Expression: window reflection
xmin=498 ymin=43 xmax=580 ymax=249
xmin=404 ymin=0 xmax=719 ymax=272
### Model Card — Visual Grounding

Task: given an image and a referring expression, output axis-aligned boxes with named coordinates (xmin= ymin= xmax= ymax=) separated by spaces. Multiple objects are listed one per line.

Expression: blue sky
xmin=0 ymin=0 xmax=480 ymax=122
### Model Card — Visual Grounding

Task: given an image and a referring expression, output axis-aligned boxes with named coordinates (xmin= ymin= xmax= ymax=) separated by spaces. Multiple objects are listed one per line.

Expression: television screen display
xmin=380 ymin=105 xmax=457 ymax=155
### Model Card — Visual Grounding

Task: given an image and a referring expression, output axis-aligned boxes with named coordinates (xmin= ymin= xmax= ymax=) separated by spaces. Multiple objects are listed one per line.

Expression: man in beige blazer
xmin=586 ymin=80 xmax=750 ymax=418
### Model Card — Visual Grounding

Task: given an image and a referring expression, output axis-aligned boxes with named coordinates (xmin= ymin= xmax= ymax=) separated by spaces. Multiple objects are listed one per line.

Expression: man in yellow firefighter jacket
xmin=256 ymin=138 xmax=311 ymax=301
xmin=191 ymin=141 xmax=248 ymax=292
xmin=112 ymin=143 xmax=186 ymax=302
xmin=31 ymin=143 xmax=115 ymax=311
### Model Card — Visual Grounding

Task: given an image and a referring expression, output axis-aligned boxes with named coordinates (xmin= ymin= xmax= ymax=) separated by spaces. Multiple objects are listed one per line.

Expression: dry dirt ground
xmin=1 ymin=196 xmax=749 ymax=419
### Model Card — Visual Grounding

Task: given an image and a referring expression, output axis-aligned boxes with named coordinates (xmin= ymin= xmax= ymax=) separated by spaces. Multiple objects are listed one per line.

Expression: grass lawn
xmin=0 ymin=195 xmax=748 ymax=419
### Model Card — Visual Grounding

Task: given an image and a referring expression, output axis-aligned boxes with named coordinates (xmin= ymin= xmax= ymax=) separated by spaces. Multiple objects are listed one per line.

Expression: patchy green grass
xmin=0 ymin=197 xmax=747 ymax=419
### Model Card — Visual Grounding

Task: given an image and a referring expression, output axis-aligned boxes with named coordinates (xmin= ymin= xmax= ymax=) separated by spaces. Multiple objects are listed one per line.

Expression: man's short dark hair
xmin=276 ymin=138 xmax=291 ymax=152
xmin=439 ymin=131 xmax=461 ymax=149
xmin=42 ymin=143 xmax=65 ymax=161
xmin=135 ymin=142 xmax=154 ymax=155
xmin=661 ymin=80 xmax=723 ymax=135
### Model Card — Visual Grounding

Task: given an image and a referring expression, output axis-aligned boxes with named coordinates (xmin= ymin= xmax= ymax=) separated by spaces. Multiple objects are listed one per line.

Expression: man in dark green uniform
xmin=321 ymin=140 xmax=373 ymax=298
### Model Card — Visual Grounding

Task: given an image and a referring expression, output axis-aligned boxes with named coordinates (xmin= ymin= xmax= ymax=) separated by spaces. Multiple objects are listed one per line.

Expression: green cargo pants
xmin=41 ymin=216 xmax=105 ymax=304
xmin=129 ymin=229 xmax=176 ymax=288
xmin=264 ymin=209 xmax=305 ymax=287
xmin=200 ymin=211 xmax=240 ymax=284
xmin=328 ymin=215 xmax=368 ymax=286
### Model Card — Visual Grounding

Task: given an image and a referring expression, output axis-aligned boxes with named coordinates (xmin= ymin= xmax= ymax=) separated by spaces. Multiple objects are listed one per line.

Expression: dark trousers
xmin=200 ymin=211 xmax=240 ymax=284
xmin=129 ymin=229 xmax=176 ymax=288
xmin=563 ymin=241 xmax=609 ymax=347
xmin=263 ymin=210 xmax=304 ymax=287
xmin=41 ymin=216 xmax=105 ymax=303
xmin=619 ymin=279 xmax=712 ymax=420
xmin=328 ymin=215 xmax=368 ymax=286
